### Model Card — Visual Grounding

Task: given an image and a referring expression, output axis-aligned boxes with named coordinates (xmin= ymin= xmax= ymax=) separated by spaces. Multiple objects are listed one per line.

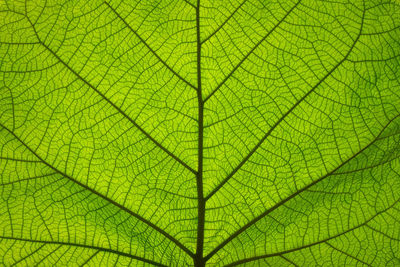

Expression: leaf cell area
xmin=1 ymin=0 xmax=400 ymax=266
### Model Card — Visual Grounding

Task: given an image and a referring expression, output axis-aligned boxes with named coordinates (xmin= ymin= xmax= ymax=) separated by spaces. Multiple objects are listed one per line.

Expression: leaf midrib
xmin=194 ymin=0 xmax=206 ymax=265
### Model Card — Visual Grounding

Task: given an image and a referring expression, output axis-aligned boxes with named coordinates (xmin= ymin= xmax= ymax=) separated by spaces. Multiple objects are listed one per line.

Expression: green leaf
xmin=1 ymin=0 xmax=400 ymax=266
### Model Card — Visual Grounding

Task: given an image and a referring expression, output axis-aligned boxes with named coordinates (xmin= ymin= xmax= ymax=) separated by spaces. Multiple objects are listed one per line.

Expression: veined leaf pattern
xmin=1 ymin=0 xmax=400 ymax=266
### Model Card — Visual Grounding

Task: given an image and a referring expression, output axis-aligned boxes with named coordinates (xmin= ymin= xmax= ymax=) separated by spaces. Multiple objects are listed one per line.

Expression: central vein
xmin=194 ymin=0 xmax=206 ymax=266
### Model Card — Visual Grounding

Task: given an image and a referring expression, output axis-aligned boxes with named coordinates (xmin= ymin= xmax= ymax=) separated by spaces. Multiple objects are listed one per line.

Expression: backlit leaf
xmin=1 ymin=0 xmax=400 ymax=266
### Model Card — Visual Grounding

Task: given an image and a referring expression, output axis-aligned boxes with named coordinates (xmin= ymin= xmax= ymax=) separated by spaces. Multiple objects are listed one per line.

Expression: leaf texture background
xmin=1 ymin=0 xmax=400 ymax=266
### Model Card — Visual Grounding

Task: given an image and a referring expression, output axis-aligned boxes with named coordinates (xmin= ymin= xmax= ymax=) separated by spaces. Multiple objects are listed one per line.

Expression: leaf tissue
xmin=1 ymin=0 xmax=400 ymax=266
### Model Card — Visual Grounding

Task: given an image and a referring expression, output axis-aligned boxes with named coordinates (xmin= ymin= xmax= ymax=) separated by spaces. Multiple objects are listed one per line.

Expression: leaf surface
xmin=1 ymin=0 xmax=400 ymax=266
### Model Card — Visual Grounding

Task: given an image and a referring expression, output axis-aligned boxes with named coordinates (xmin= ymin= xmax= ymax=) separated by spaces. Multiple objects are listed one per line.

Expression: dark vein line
xmin=79 ymin=251 xmax=100 ymax=267
xmin=24 ymin=17 xmax=196 ymax=176
xmin=365 ymin=225 xmax=400 ymax=242
xmin=280 ymin=255 xmax=299 ymax=267
xmin=194 ymin=0 xmax=206 ymax=266
xmin=205 ymin=3 xmax=365 ymax=201
xmin=332 ymin=156 xmax=400 ymax=176
xmin=0 ymin=236 xmax=167 ymax=267
xmin=222 ymin=197 xmax=399 ymax=266
xmin=205 ymin=112 xmax=397 ymax=262
xmin=0 ymin=41 xmax=41 ymax=45
xmin=0 ymin=172 xmax=57 ymax=187
xmin=200 ymin=0 xmax=247 ymax=45
xmin=35 ymin=244 xmax=62 ymax=265
xmin=104 ymin=1 xmax=197 ymax=90
xmin=325 ymin=241 xmax=371 ymax=266
xmin=0 ymin=156 xmax=41 ymax=163
xmin=10 ymin=243 xmax=46 ymax=266
xmin=203 ymin=0 xmax=301 ymax=103
xmin=0 ymin=123 xmax=195 ymax=258
xmin=183 ymin=0 xmax=196 ymax=9
xmin=51 ymin=245 xmax=71 ymax=266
